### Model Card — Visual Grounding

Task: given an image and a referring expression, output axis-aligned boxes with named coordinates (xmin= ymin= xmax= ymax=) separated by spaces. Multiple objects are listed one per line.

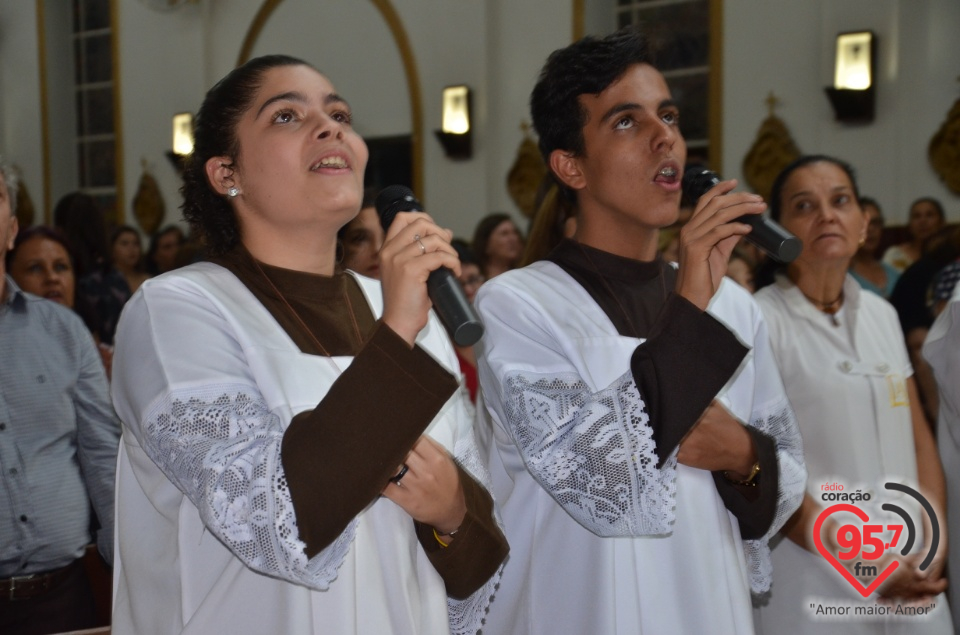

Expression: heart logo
xmin=813 ymin=503 xmax=899 ymax=598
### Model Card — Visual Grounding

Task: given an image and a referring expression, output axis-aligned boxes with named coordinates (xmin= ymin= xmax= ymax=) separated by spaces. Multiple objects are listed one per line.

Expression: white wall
xmin=117 ymin=0 xmax=206 ymax=233
xmin=3 ymin=0 xmax=958 ymax=238
xmin=723 ymin=0 xmax=960 ymax=223
xmin=484 ymin=0 xmax=573 ymax=237
xmin=0 ymin=1 xmax=45 ymax=213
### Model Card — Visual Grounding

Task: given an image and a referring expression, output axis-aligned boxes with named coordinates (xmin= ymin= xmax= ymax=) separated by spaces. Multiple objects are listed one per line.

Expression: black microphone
xmin=681 ymin=166 xmax=803 ymax=264
xmin=375 ymin=185 xmax=484 ymax=347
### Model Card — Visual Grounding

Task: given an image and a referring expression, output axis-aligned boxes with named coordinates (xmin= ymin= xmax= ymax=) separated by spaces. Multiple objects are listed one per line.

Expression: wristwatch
xmin=723 ymin=461 xmax=761 ymax=487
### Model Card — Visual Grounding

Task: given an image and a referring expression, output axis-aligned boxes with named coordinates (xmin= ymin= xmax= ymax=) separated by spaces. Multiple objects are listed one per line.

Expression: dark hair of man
xmin=181 ymin=54 xmax=316 ymax=256
xmin=768 ymin=154 xmax=860 ymax=223
xmin=529 ymin=26 xmax=652 ymax=200
xmin=52 ymin=191 xmax=110 ymax=277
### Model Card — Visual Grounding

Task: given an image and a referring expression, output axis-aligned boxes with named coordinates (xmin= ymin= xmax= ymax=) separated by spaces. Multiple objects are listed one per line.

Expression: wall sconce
xmin=824 ymin=31 xmax=876 ymax=123
xmin=166 ymin=112 xmax=194 ymax=173
xmin=434 ymin=85 xmax=472 ymax=160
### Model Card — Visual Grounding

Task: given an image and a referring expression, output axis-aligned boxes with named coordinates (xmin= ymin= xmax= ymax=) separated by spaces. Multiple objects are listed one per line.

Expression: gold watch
xmin=723 ymin=461 xmax=761 ymax=487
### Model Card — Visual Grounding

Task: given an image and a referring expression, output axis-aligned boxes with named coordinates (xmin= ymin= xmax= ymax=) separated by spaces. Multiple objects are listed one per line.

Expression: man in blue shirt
xmin=0 ymin=157 xmax=120 ymax=634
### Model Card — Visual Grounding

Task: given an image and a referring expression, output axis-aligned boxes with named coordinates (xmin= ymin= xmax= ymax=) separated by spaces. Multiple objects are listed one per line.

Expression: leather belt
xmin=0 ymin=560 xmax=79 ymax=601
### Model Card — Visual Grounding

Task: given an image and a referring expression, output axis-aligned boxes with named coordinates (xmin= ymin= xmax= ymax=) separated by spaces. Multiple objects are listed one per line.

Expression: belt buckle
xmin=7 ymin=573 xmax=36 ymax=601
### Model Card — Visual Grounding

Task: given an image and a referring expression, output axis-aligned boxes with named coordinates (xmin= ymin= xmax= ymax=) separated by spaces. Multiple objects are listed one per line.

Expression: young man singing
xmin=474 ymin=28 xmax=806 ymax=634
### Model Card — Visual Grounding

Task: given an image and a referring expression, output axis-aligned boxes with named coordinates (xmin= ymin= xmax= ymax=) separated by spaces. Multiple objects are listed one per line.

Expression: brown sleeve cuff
xmin=711 ymin=427 xmax=779 ymax=540
xmin=281 ymin=321 xmax=459 ymax=557
xmin=415 ymin=464 xmax=509 ymax=600
xmin=631 ymin=293 xmax=749 ymax=467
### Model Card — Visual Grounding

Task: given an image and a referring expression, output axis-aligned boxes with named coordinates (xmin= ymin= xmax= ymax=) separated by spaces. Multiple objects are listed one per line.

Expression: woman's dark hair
xmin=521 ymin=177 xmax=577 ymax=266
xmin=336 ymin=187 xmax=379 ymax=241
xmin=472 ymin=213 xmax=517 ymax=274
xmin=530 ymin=26 xmax=652 ymax=201
xmin=111 ymin=224 xmax=140 ymax=246
xmin=6 ymin=225 xmax=76 ymax=270
xmin=451 ymin=238 xmax=479 ymax=266
xmin=111 ymin=224 xmax=145 ymax=271
xmin=6 ymin=225 xmax=100 ymax=328
xmin=181 ymin=54 xmax=317 ymax=256
xmin=145 ymin=225 xmax=185 ymax=275
xmin=768 ymin=154 xmax=860 ymax=222
xmin=859 ymin=196 xmax=883 ymax=220
xmin=755 ymin=154 xmax=861 ymax=290
xmin=909 ymin=196 xmax=946 ymax=223
xmin=52 ymin=191 xmax=109 ymax=277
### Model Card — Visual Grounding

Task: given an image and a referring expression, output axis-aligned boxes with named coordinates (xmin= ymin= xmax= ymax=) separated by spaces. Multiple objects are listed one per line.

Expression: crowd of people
xmin=2 ymin=24 xmax=959 ymax=635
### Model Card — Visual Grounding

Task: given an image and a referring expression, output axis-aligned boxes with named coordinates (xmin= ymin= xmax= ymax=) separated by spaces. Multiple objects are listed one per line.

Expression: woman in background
xmin=337 ymin=187 xmax=383 ymax=279
xmin=110 ymin=54 xmax=506 ymax=635
xmin=78 ymin=225 xmax=145 ymax=347
xmin=111 ymin=225 xmax=150 ymax=295
xmin=7 ymin=226 xmax=78 ymax=308
xmin=520 ymin=178 xmax=576 ymax=266
xmin=6 ymin=226 xmax=111 ymax=375
xmin=753 ymin=155 xmax=951 ymax=634
xmin=849 ymin=196 xmax=900 ymax=298
xmin=883 ymin=197 xmax=947 ymax=273
xmin=472 ymin=212 xmax=524 ymax=280
xmin=145 ymin=225 xmax=185 ymax=276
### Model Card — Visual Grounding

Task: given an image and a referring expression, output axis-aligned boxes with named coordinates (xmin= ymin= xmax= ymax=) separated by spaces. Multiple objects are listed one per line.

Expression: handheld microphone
xmin=375 ymin=185 xmax=484 ymax=347
xmin=681 ymin=166 xmax=803 ymax=264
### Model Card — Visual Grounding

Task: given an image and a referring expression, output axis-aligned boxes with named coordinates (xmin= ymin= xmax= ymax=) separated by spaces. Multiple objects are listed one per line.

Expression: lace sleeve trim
xmin=447 ymin=430 xmax=504 ymax=635
xmin=742 ymin=396 xmax=806 ymax=594
xmin=140 ymin=383 xmax=355 ymax=590
xmin=500 ymin=369 xmax=677 ymax=537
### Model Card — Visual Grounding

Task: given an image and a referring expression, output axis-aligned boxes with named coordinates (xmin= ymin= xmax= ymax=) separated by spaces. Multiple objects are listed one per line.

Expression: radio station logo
xmin=813 ymin=481 xmax=940 ymax=598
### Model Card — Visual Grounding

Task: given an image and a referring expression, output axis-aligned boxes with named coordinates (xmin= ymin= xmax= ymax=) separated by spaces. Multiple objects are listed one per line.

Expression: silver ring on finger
xmin=414 ymin=235 xmax=426 ymax=255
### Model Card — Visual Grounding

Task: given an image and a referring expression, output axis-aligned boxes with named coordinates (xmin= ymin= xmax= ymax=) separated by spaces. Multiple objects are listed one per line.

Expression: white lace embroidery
xmin=744 ymin=396 xmax=806 ymax=594
xmin=500 ymin=370 xmax=677 ymax=536
xmin=141 ymin=383 xmax=355 ymax=590
xmin=448 ymin=430 xmax=505 ymax=635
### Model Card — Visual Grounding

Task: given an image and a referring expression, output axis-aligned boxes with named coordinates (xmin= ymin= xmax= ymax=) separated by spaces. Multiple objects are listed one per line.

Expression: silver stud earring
xmin=227 ymin=187 xmax=239 ymax=198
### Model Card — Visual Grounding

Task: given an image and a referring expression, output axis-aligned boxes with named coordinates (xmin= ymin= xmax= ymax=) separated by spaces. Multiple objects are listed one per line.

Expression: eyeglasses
xmin=460 ymin=275 xmax=485 ymax=288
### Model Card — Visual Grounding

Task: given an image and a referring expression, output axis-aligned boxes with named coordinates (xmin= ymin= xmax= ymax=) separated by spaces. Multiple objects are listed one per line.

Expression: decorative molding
xmin=572 ymin=0 xmax=584 ymax=41
xmin=506 ymin=122 xmax=546 ymax=218
xmin=929 ymin=89 xmax=960 ymax=195
xmin=237 ymin=0 xmax=282 ymax=67
xmin=133 ymin=159 xmax=165 ymax=234
xmin=741 ymin=92 xmax=800 ymax=202
xmin=368 ymin=0 xmax=423 ymax=198
xmin=240 ymin=0 xmax=424 ymax=198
